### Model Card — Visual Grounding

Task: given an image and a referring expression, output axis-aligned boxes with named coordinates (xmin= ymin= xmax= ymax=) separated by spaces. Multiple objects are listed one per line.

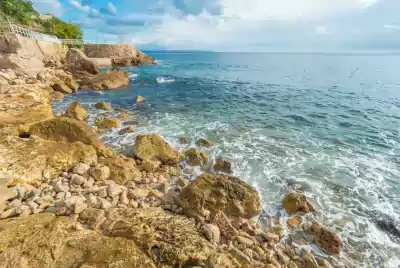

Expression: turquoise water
xmin=54 ymin=52 xmax=400 ymax=267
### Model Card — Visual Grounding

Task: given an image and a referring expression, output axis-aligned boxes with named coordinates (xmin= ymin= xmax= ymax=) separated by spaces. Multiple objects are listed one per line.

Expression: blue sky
xmin=31 ymin=0 xmax=400 ymax=52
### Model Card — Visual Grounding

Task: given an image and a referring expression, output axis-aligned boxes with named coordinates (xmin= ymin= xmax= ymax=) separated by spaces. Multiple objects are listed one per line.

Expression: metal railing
xmin=0 ymin=23 xmax=61 ymax=44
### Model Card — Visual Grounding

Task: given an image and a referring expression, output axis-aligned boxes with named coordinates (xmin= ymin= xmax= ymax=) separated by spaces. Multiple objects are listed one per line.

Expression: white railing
xmin=60 ymin=39 xmax=119 ymax=45
xmin=0 ymin=23 xmax=61 ymax=44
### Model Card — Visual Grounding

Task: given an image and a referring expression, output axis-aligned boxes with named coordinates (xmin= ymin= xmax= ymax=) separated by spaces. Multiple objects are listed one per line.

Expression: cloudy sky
xmin=32 ymin=0 xmax=400 ymax=51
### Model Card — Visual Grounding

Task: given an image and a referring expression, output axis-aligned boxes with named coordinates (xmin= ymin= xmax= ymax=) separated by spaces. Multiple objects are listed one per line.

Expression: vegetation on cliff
xmin=0 ymin=0 xmax=83 ymax=40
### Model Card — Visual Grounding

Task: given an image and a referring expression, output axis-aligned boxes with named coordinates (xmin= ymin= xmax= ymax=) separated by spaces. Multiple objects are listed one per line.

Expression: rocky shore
xmin=0 ymin=34 xmax=346 ymax=268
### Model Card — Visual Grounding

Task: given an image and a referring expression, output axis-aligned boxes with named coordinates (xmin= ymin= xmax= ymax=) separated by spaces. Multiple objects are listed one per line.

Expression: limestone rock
xmin=0 ymin=84 xmax=53 ymax=127
xmin=178 ymin=173 xmax=262 ymax=219
xmin=202 ymin=224 xmax=221 ymax=244
xmin=0 ymin=213 xmax=156 ymax=267
xmin=95 ymin=101 xmax=112 ymax=110
xmin=312 ymin=222 xmax=343 ymax=255
xmin=29 ymin=117 xmax=105 ymax=151
xmin=185 ymin=148 xmax=208 ymax=166
xmin=133 ymin=134 xmax=181 ymax=165
xmin=89 ymin=70 xmax=129 ymax=90
xmin=196 ymin=138 xmax=215 ymax=148
xmin=58 ymin=74 xmax=79 ymax=91
xmin=50 ymin=91 xmax=64 ymax=100
xmin=119 ymin=126 xmax=136 ymax=135
xmin=282 ymin=192 xmax=315 ymax=214
xmin=0 ymin=136 xmax=97 ymax=182
xmin=212 ymin=211 xmax=239 ymax=239
xmin=53 ymin=82 xmax=72 ymax=94
xmin=89 ymin=165 xmax=111 ymax=181
xmin=98 ymin=156 xmax=142 ymax=185
xmin=66 ymin=48 xmax=100 ymax=75
xmin=64 ymin=101 xmax=88 ymax=121
xmin=73 ymin=163 xmax=91 ymax=176
xmin=142 ymin=159 xmax=161 ymax=172
xmin=213 ymin=157 xmax=232 ymax=173
xmin=95 ymin=118 xmax=120 ymax=129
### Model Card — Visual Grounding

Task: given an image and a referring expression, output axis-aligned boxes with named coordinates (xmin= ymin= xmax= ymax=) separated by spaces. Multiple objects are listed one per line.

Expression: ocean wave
xmin=156 ymin=77 xmax=175 ymax=84
xmin=129 ymin=73 xmax=138 ymax=80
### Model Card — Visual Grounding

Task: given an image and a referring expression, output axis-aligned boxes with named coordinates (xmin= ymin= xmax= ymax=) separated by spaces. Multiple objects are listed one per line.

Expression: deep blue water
xmin=54 ymin=52 xmax=400 ymax=267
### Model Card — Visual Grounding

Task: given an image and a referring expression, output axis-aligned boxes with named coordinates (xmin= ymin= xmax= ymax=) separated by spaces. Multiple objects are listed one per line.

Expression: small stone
xmin=56 ymin=192 xmax=66 ymax=200
xmin=79 ymin=208 xmax=106 ymax=229
xmin=86 ymin=194 xmax=99 ymax=208
xmin=89 ymin=165 xmax=111 ymax=181
xmin=195 ymin=138 xmax=215 ymax=147
xmin=287 ymin=216 xmax=302 ymax=229
xmin=212 ymin=211 xmax=239 ymax=239
xmin=108 ymin=184 xmax=123 ymax=197
xmin=276 ymin=249 xmax=291 ymax=263
xmin=119 ymin=112 xmax=129 ymax=119
xmin=46 ymin=206 xmax=57 ymax=214
xmin=119 ymin=191 xmax=129 ymax=205
xmin=136 ymin=95 xmax=144 ymax=103
xmin=282 ymin=192 xmax=315 ymax=214
xmin=83 ymin=177 xmax=95 ymax=188
xmin=53 ymin=180 xmax=69 ymax=193
xmin=202 ymin=224 xmax=221 ymax=244
xmin=303 ymin=252 xmax=319 ymax=268
xmin=129 ymin=188 xmax=149 ymax=199
xmin=97 ymin=187 xmax=108 ymax=198
xmin=95 ymin=101 xmax=112 ymax=110
xmin=36 ymin=195 xmax=54 ymax=205
xmin=229 ymin=247 xmax=251 ymax=263
xmin=97 ymin=197 xmax=112 ymax=209
xmin=61 ymin=172 xmax=69 ymax=178
xmin=159 ymin=182 xmax=169 ymax=193
xmin=111 ymin=196 xmax=119 ymax=207
xmin=73 ymin=163 xmax=91 ymax=175
xmin=176 ymin=177 xmax=188 ymax=187
xmin=236 ymin=236 xmax=254 ymax=247
xmin=119 ymin=127 xmax=136 ymax=135
xmin=139 ymin=202 xmax=150 ymax=208
xmin=243 ymin=248 xmax=254 ymax=259
xmin=261 ymin=232 xmax=280 ymax=243
xmin=70 ymin=174 xmax=86 ymax=186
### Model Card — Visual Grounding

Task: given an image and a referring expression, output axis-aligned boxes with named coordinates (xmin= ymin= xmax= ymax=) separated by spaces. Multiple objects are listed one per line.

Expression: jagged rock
xmin=29 ymin=117 xmax=105 ymax=151
xmin=58 ymin=74 xmax=79 ymax=91
xmin=64 ymin=101 xmax=88 ymax=121
xmin=119 ymin=127 xmax=136 ymax=135
xmin=185 ymin=148 xmax=209 ymax=166
xmin=89 ymin=165 xmax=111 ymax=181
xmin=50 ymin=91 xmax=64 ymax=100
xmin=0 ymin=135 xmax=97 ymax=183
xmin=213 ymin=157 xmax=232 ymax=173
xmin=119 ymin=112 xmax=129 ymax=119
xmin=178 ymin=173 xmax=261 ymax=219
xmin=136 ymin=95 xmax=144 ymax=103
xmin=282 ymin=192 xmax=315 ymax=214
xmin=89 ymin=70 xmax=129 ymax=90
xmin=53 ymin=81 xmax=72 ymax=94
xmin=133 ymin=134 xmax=182 ymax=165
xmin=212 ymin=211 xmax=239 ymax=239
xmin=0 ymin=84 xmax=53 ymax=127
xmin=0 ymin=213 xmax=157 ymax=267
xmin=311 ymin=222 xmax=343 ymax=254
xmin=195 ymin=138 xmax=215 ymax=148
xmin=95 ymin=118 xmax=120 ymax=129
xmin=142 ymin=159 xmax=161 ymax=172
xmin=98 ymin=156 xmax=142 ymax=185
xmin=66 ymin=48 xmax=100 ymax=75
xmin=302 ymin=252 xmax=319 ymax=268
xmin=95 ymin=101 xmax=112 ymax=110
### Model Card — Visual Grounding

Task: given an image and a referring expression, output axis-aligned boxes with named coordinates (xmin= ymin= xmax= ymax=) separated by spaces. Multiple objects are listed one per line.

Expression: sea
xmin=53 ymin=52 xmax=400 ymax=267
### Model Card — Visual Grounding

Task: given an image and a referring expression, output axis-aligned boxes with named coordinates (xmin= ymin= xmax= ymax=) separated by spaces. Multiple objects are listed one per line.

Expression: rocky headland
xmin=0 ymin=33 xmax=345 ymax=268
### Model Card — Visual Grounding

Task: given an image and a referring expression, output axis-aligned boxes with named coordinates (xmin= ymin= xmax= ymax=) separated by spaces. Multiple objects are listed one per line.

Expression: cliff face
xmin=84 ymin=44 xmax=155 ymax=66
xmin=0 ymin=33 xmax=64 ymax=76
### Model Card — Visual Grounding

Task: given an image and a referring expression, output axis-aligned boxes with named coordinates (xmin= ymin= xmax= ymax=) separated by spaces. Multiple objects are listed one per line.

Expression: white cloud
xmin=106 ymin=2 xmax=117 ymax=15
xmin=384 ymin=24 xmax=400 ymax=30
xmin=69 ymin=0 xmax=90 ymax=12
xmin=31 ymin=0 xmax=63 ymax=17
xmin=315 ymin=26 xmax=329 ymax=35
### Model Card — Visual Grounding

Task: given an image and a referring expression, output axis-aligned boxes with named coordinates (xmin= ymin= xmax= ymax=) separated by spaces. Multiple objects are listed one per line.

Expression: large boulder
xmin=98 ymin=156 xmax=142 ymax=185
xmin=282 ymin=192 xmax=315 ymax=215
xmin=311 ymin=222 xmax=343 ymax=255
xmin=29 ymin=116 xmax=105 ymax=151
xmin=0 ymin=213 xmax=157 ymax=268
xmin=64 ymin=101 xmax=88 ymax=121
xmin=52 ymin=81 xmax=72 ymax=94
xmin=178 ymin=174 xmax=262 ymax=219
xmin=0 ymin=135 xmax=97 ymax=182
xmin=89 ymin=70 xmax=129 ymax=90
xmin=0 ymin=84 xmax=53 ymax=128
xmin=133 ymin=134 xmax=182 ymax=165
xmin=95 ymin=118 xmax=120 ymax=129
xmin=66 ymin=48 xmax=100 ymax=75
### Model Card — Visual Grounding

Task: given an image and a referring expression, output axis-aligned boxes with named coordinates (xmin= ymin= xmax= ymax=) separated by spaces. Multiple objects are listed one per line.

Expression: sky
xmin=31 ymin=0 xmax=400 ymax=52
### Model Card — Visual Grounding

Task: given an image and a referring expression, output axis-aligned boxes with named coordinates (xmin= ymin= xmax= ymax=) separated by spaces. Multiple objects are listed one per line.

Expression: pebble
xmin=236 ymin=235 xmax=254 ymax=247
xmin=53 ymin=180 xmax=69 ymax=193
xmin=83 ymin=177 xmax=95 ymax=188
xmin=27 ymin=201 xmax=38 ymax=211
xmin=108 ymin=184 xmax=123 ymax=197
xmin=86 ymin=194 xmax=98 ymax=208
xmin=73 ymin=163 xmax=90 ymax=176
xmin=119 ymin=191 xmax=129 ymax=205
xmin=97 ymin=197 xmax=112 ymax=209
xmin=61 ymin=172 xmax=69 ymax=178
xmin=129 ymin=200 xmax=139 ymax=208
xmin=139 ymin=202 xmax=150 ymax=208
xmin=70 ymin=174 xmax=86 ymax=186
xmin=202 ymin=224 xmax=221 ymax=244
xmin=89 ymin=165 xmax=110 ymax=181
xmin=56 ymin=192 xmax=66 ymax=200
xmin=129 ymin=188 xmax=149 ymax=199
xmin=97 ymin=187 xmax=108 ymax=198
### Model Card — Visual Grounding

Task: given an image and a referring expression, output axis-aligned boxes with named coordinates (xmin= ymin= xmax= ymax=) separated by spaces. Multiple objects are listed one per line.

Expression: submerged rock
xmin=213 ymin=157 xmax=232 ymax=173
xmin=50 ymin=91 xmax=64 ymax=100
xmin=196 ymin=138 xmax=215 ymax=148
xmin=95 ymin=118 xmax=120 ymax=129
xmin=95 ymin=101 xmax=112 ymax=110
xmin=133 ymin=134 xmax=182 ymax=165
xmin=119 ymin=127 xmax=136 ymax=135
xmin=179 ymin=137 xmax=189 ymax=144
xmin=64 ymin=101 xmax=88 ymax=121
xmin=184 ymin=148 xmax=209 ymax=166
xmin=311 ymin=221 xmax=343 ymax=255
xmin=178 ymin=173 xmax=262 ymax=219
xmin=282 ymin=192 xmax=315 ymax=214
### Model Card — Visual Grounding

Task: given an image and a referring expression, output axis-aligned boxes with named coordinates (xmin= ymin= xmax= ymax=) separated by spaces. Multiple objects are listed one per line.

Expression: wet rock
xmin=178 ymin=173 xmax=262 ymax=219
xmin=184 ymin=148 xmax=209 ymax=166
xmin=95 ymin=101 xmax=112 ymax=110
xmin=282 ymin=192 xmax=315 ymax=214
xmin=95 ymin=118 xmax=120 ymax=129
xmin=202 ymin=224 xmax=221 ymax=244
xmin=64 ymin=102 xmax=88 ymax=121
xmin=213 ymin=157 xmax=232 ymax=173
xmin=312 ymin=222 xmax=343 ymax=255
xmin=287 ymin=216 xmax=302 ymax=229
xmin=136 ymin=95 xmax=144 ymax=103
xmin=119 ymin=126 xmax=136 ymax=135
xmin=50 ymin=91 xmax=64 ymax=100
xmin=133 ymin=134 xmax=182 ymax=165
xmin=89 ymin=165 xmax=110 ymax=181
xmin=119 ymin=112 xmax=129 ymax=119
xmin=179 ymin=137 xmax=190 ymax=144
xmin=195 ymin=138 xmax=215 ymax=148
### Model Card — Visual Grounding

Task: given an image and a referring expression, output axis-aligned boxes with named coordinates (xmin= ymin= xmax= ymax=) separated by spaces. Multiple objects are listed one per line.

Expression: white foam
xmin=129 ymin=73 xmax=138 ymax=80
xmin=156 ymin=77 xmax=175 ymax=84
